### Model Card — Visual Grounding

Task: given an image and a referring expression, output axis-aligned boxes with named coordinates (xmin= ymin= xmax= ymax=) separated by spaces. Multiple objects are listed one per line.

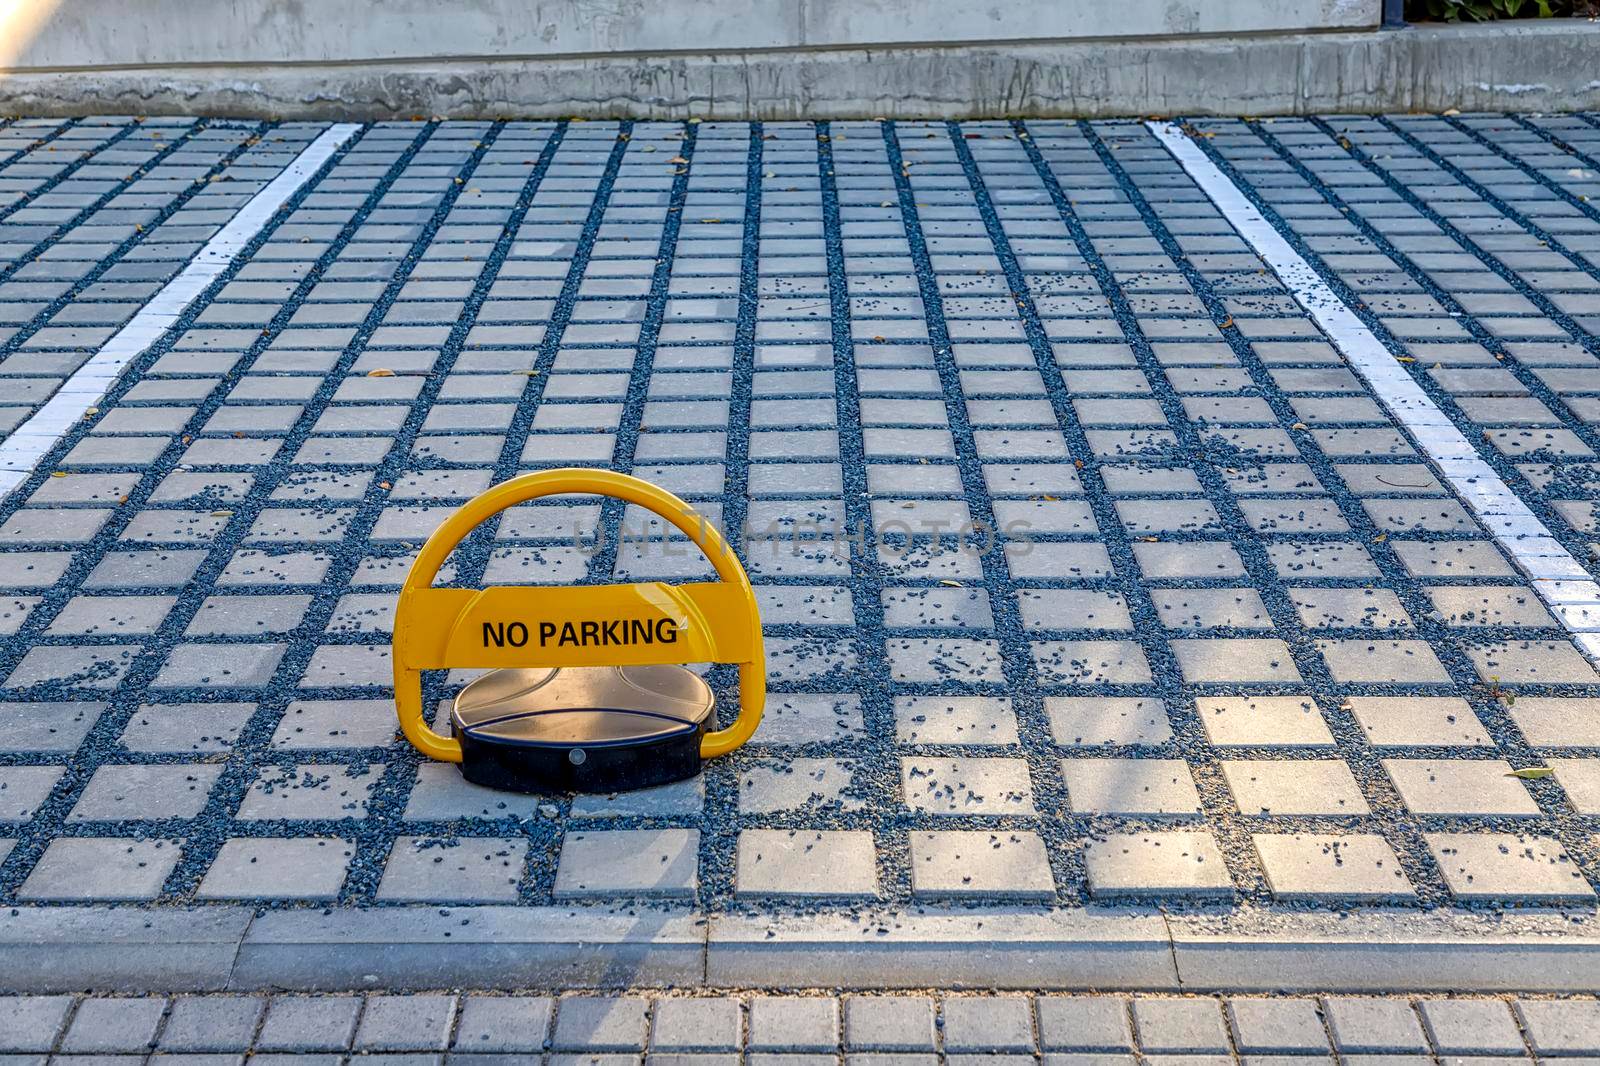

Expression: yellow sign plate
xmin=395 ymin=581 xmax=756 ymax=671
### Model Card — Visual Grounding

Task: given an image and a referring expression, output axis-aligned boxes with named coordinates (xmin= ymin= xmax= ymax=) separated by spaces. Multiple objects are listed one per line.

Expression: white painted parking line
xmin=1148 ymin=120 xmax=1600 ymax=663
xmin=0 ymin=122 xmax=362 ymax=499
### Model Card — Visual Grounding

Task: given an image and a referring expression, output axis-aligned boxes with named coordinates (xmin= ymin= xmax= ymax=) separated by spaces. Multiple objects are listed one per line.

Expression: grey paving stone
xmin=1032 ymin=639 xmax=1152 ymax=685
xmin=1291 ymin=588 xmax=1410 ymax=630
xmin=643 ymin=1054 xmax=737 ymax=1066
xmin=1222 ymin=760 xmax=1369 ymax=816
xmin=747 ymin=997 xmax=838 ymax=1053
xmin=1195 ymin=697 xmax=1334 ymax=749
xmin=650 ymin=999 xmax=740 ymax=1053
xmin=122 ymin=702 xmax=255 ymax=754
xmin=553 ymin=829 xmax=698 ymax=899
xmin=551 ymin=997 xmax=649 ymax=1052
xmin=941 ymin=996 xmax=1033 ymax=1053
xmin=1467 ymin=640 xmax=1600 ymax=685
xmin=886 ymin=637 xmax=1005 ymax=684
xmin=48 ymin=596 xmax=175 ymax=636
xmin=1510 ymin=697 xmax=1600 ymax=747
xmin=908 ymin=830 xmax=1054 ymax=900
xmin=159 ymin=996 xmax=265 ymax=1052
xmin=1133 ymin=543 xmax=1245 ymax=581
xmin=843 ymin=997 xmax=936 ymax=1052
xmin=1416 ymin=999 xmax=1525 ymax=1056
xmin=0 ymin=766 xmax=63 ymax=822
xmin=19 ymin=838 xmax=181 ymax=901
xmin=1428 ymin=832 xmax=1595 ymax=901
xmin=1132 ymin=999 xmax=1231 ymax=1054
xmin=1385 ymin=761 xmax=1539 ymax=818
xmin=1347 ymin=697 xmax=1492 ymax=749
xmin=1515 ymin=998 xmax=1600 ymax=1055
xmin=267 ymin=698 xmax=394 ymax=750
xmin=1046 ymin=698 xmax=1172 ymax=747
xmin=1085 ymin=831 xmax=1232 ymax=898
xmin=6 ymin=644 xmax=138 ymax=690
xmin=893 ymin=696 xmax=1018 ymax=745
xmin=1171 ymin=638 xmax=1301 ymax=683
xmin=60 ymin=998 xmax=167 ymax=1053
xmin=736 ymin=829 xmax=877 ymax=898
xmin=1019 ymin=589 xmax=1132 ymax=634
xmin=569 ymin=778 xmax=704 ymax=819
xmin=451 ymin=996 xmax=553 ymax=1053
xmin=354 ymin=995 xmax=458 ymax=1052
xmin=1322 ymin=998 xmax=1428 ymax=1054
xmin=739 ymin=758 xmax=861 ymax=814
xmin=68 ymin=764 xmax=223 ymax=822
xmin=1036 ymin=998 xmax=1133 ymax=1052
xmin=0 ymin=552 xmax=73 ymax=589
xmin=376 ymin=837 xmax=526 ymax=903
xmin=197 ymin=838 xmax=352 ymax=900
xmin=404 ymin=763 xmax=549 ymax=820
xmin=152 ymin=643 xmax=286 ymax=688
xmin=745 ymin=1055 xmax=837 ymax=1066
xmin=1226 ymin=998 xmax=1329 ymax=1054
xmin=255 ymin=996 xmax=362 ymax=1052
xmin=1551 ymin=759 xmax=1600 ymax=814
xmin=881 ymin=587 xmax=993 ymax=629
xmin=1252 ymin=834 xmax=1415 ymax=901
xmin=1315 ymin=639 xmax=1451 ymax=684
xmin=0 ymin=701 xmax=102 ymax=754
xmin=1062 ymin=760 xmax=1202 ymax=818
xmin=0 ymin=996 xmax=74 ymax=1053
xmin=900 ymin=758 xmax=1035 ymax=816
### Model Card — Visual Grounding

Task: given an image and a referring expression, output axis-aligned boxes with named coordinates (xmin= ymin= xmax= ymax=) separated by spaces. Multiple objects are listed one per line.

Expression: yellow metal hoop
xmin=391 ymin=468 xmax=765 ymax=764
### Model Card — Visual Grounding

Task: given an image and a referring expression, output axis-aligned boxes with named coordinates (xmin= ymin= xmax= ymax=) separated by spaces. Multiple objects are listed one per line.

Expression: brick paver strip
xmin=0 ymin=989 xmax=1586 ymax=1056
xmin=0 ymin=113 xmax=1595 ymax=993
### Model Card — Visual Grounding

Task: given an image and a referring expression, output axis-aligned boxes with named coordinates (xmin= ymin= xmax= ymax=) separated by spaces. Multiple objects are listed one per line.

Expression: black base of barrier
xmin=457 ymin=719 xmax=706 ymax=794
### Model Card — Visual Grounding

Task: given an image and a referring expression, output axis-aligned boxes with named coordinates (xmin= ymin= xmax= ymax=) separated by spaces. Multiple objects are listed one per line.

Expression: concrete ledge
xmin=1170 ymin=911 xmax=1600 ymax=993
xmin=1 ymin=21 xmax=1597 ymax=119
xmin=4 ymin=905 xmax=1600 ymax=992
xmin=706 ymin=909 xmax=1178 ymax=990
xmin=0 ymin=907 xmax=252 ymax=992
xmin=230 ymin=906 xmax=706 ymax=990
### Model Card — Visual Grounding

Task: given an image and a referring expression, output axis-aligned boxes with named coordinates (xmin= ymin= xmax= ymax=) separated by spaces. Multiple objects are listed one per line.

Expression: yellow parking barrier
xmin=392 ymin=468 xmax=764 ymax=792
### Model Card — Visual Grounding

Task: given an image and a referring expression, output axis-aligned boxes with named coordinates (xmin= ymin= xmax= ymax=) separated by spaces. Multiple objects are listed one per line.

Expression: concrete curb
xmin=1 ymin=21 xmax=1599 ymax=119
xmin=1168 ymin=911 xmax=1600 ymax=993
xmin=1 ymin=906 xmax=1598 ymax=992
xmin=0 ymin=908 xmax=253 ymax=992
xmin=707 ymin=910 xmax=1179 ymax=990
xmin=232 ymin=907 xmax=706 ymax=991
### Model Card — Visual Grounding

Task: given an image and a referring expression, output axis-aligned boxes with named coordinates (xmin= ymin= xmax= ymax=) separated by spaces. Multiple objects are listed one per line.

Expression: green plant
xmin=1408 ymin=0 xmax=1597 ymax=18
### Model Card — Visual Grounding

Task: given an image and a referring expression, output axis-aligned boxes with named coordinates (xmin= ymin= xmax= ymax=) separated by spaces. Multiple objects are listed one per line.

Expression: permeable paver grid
xmin=0 ymin=116 xmax=1598 ymax=913
xmin=0 ymin=118 xmax=321 ymax=436
xmin=1183 ymin=114 xmax=1600 ymax=580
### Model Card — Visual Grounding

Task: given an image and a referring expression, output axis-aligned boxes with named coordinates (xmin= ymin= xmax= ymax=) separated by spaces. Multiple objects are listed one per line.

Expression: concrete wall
xmin=2 ymin=0 xmax=1378 ymax=68
xmin=2 ymin=2 xmax=1596 ymax=119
